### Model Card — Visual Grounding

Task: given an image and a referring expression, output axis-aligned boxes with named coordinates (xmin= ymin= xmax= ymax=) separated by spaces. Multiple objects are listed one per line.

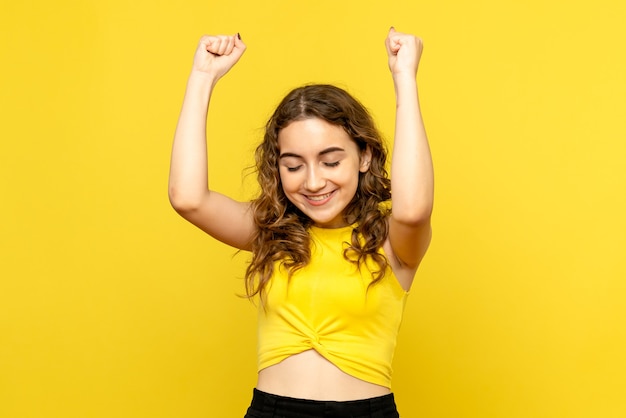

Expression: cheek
xmin=280 ymin=178 xmax=301 ymax=207
xmin=278 ymin=170 xmax=297 ymax=193
xmin=340 ymin=165 xmax=362 ymax=186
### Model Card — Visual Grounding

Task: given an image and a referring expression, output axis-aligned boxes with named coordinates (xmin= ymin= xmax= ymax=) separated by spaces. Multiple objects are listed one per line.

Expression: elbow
xmin=392 ymin=188 xmax=434 ymax=226
xmin=392 ymin=204 xmax=433 ymax=227
xmin=168 ymin=185 xmax=203 ymax=214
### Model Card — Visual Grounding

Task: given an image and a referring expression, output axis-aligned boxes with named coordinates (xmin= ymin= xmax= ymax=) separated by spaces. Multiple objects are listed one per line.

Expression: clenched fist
xmin=192 ymin=34 xmax=247 ymax=81
xmin=385 ymin=27 xmax=423 ymax=79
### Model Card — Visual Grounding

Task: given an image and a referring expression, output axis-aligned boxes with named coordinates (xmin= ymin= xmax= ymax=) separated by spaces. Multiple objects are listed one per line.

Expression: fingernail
xmin=390 ymin=26 xmax=395 ymax=30
xmin=237 ymin=32 xmax=242 ymax=40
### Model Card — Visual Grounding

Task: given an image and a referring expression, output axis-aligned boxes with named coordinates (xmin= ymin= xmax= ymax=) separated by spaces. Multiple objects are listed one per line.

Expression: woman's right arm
xmin=169 ymin=34 xmax=255 ymax=250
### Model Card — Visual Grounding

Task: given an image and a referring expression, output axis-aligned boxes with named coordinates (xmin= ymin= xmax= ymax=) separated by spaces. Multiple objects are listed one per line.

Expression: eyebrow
xmin=279 ymin=146 xmax=346 ymax=159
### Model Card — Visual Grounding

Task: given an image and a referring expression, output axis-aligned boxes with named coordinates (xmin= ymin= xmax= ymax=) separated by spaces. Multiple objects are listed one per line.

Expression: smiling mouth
xmin=306 ymin=191 xmax=334 ymax=201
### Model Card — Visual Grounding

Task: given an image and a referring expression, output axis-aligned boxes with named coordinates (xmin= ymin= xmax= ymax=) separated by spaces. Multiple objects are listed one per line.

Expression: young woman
xmin=169 ymin=28 xmax=433 ymax=418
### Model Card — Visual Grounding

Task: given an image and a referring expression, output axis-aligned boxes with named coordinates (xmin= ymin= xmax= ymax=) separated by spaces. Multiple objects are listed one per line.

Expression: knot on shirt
xmin=306 ymin=334 xmax=322 ymax=348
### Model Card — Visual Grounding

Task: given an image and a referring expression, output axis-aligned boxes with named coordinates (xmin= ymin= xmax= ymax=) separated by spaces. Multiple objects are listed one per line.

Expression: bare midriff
xmin=256 ymin=349 xmax=391 ymax=401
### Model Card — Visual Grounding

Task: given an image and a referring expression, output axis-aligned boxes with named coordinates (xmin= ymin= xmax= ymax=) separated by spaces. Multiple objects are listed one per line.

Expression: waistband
xmin=247 ymin=388 xmax=399 ymax=418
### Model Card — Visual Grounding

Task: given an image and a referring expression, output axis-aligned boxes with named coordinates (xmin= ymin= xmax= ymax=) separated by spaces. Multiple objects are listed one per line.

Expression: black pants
xmin=244 ymin=388 xmax=400 ymax=418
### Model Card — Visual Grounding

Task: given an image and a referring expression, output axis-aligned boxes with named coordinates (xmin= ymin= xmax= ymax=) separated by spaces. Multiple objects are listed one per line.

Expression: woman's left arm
xmin=385 ymin=28 xmax=434 ymax=271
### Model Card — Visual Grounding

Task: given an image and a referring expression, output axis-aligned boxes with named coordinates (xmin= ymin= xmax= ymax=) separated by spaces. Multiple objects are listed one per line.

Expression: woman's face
xmin=277 ymin=118 xmax=371 ymax=228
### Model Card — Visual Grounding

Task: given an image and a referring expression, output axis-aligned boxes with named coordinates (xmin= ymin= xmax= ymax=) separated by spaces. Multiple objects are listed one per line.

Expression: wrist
xmin=188 ymin=70 xmax=219 ymax=89
xmin=391 ymin=70 xmax=417 ymax=84
xmin=392 ymin=72 xmax=418 ymax=94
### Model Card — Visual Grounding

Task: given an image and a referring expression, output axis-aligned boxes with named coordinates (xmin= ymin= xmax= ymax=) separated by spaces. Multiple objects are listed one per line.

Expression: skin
xmin=169 ymin=28 xmax=433 ymax=401
xmin=277 ymin=118 xmax=371 ymax=229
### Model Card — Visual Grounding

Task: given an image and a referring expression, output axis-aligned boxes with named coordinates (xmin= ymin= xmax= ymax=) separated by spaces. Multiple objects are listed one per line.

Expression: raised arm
xmin=169 ymin=34 xmax=255 ymax=250
xmin=384 ymin=28 xmax=434 ymax=282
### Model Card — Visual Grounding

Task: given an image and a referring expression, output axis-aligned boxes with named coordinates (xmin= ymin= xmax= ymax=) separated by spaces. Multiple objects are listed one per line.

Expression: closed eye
xmin=324 ymin=161 xmax=340 ymax=167
xmin=286 ymin=165 xmax=302 ymax=172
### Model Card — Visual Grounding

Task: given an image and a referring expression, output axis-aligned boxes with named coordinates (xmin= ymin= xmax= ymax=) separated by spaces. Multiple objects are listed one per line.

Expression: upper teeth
xmin=308 ymin=192 xmax=332 ymax=201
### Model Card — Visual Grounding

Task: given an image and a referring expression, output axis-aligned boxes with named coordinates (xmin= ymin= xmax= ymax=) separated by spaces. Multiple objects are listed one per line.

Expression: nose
xmin=304 ymin=166 xmax=326 ymax=192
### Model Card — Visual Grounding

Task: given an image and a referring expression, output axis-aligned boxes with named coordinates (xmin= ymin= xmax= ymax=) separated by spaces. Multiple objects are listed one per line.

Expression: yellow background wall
xmin=2 ymin=0 xmax=625 ymax=417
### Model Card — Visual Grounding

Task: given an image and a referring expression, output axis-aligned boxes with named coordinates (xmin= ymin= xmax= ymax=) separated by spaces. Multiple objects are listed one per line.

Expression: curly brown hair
xmin=245 ymin=84 xmax=392 ymax=301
